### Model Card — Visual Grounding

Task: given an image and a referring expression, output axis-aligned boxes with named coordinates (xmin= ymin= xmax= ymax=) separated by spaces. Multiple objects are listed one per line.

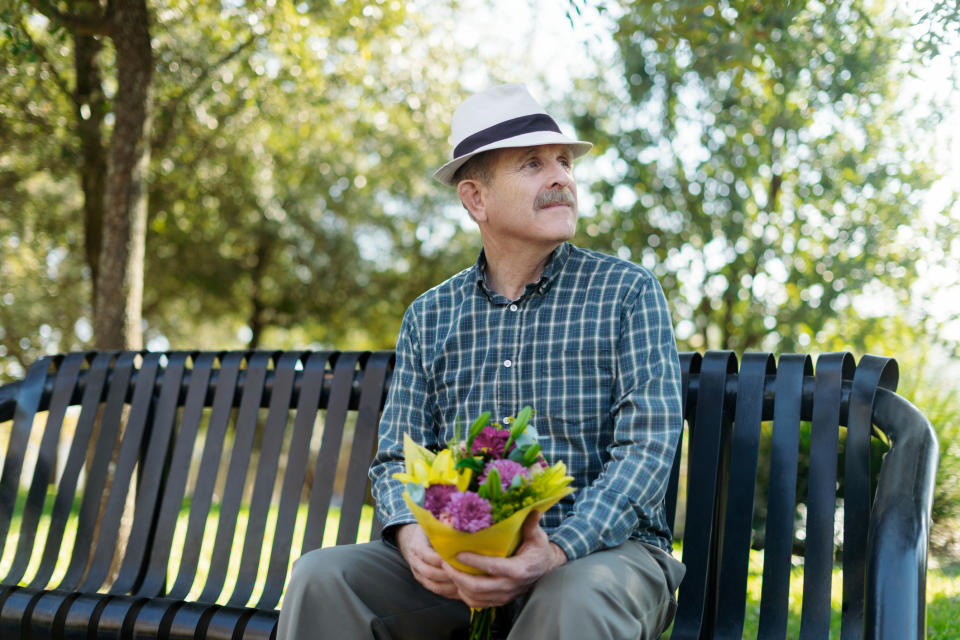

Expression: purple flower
xmin=471 ymin=426 xmax=511 ymax=458
xmin=447 ymin=491 xmax=493 ymax=532
xmin=424 ymin=484 xmax=458 ymax=518
xmin=479 ymin=459 xmax=528 ymax=491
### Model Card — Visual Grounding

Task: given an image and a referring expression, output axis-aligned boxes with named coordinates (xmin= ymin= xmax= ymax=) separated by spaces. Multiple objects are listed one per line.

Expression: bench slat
xmin=798 ymin=353 xmax=855 ymax=638
xmin=337 ymin=351 xmax=393 ymax=546
xmin=60 ymin=351 xmax=136 ymax=590
xmin=714 ymin=352 xmax=774 ymax=639
xmin=302 ymin=351 xmax=362 ymax=553
xmin=665 ymin=352 xmax=702 ymax=535
xmin=672 ymin=350 xmax=738 ymax=640
xmin=228 ymin=350 xmax=303 ymax=607
xmin=842 ymin=355 xmax=898 ymax=640
xmin=136 ymin=351 xmax=217 ymax=598
xmin=6 ymin=353 xmax=86 ymax=587
xmin=257 ymin=350 xmax=334 ymax=610
xmin=112 ymin=351 xmax=190 ymax=595
xmin=198 ymin=351 xmax=272 ymax=603
xmin=29 ymin=352 xmax=114 ymax=589
xmin=80 ymin=352 xmax=162 ymax=592
xmin=167 ymin=351 xmax=243 ymax=599
xmin=756 ymin=353 xmax=811 ymax=638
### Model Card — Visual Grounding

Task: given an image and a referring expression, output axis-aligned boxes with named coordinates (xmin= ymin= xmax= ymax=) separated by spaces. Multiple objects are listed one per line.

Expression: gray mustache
xmin=534 ymin=189 xmax=576 ymax=209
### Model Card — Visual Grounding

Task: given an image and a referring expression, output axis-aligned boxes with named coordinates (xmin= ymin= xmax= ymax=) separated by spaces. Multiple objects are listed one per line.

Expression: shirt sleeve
xmin=369 ymin=304 xmax=439 ymax=531
xmin=548 ymin=275 xmax=683 ymax=561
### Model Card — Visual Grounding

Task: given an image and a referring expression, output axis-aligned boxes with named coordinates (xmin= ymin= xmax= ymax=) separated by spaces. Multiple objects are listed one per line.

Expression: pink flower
xmin=471 ymin=426 xmax=511 ymax=458
xmin=424 ymin=484 xmax=458 ymax=518
xmin=479 ymin=459 xmax=528 ymax=491
xmin=447 ymin=491 xmax=493 ymax=532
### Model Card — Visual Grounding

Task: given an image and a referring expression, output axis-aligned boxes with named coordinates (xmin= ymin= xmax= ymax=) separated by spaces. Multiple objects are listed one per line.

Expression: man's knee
xmin=511 ymin=542 xmax=679 ymax=639
xmin=287 ymin=545 xmax=359 ymax=598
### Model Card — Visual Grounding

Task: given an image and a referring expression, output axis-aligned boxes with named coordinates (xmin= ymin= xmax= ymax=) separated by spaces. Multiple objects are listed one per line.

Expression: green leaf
xmin=455 ymin=457 xmax=484 ymax=473
xmin=478 ymin=467 xmax=501 ymax=500
xmin=522 ymin=443 xmax=542 ymax=466
xmin=507 ymin=447 xmax=526 ymax=463
xmin=466 ymin=411 xmax=491 ymax=451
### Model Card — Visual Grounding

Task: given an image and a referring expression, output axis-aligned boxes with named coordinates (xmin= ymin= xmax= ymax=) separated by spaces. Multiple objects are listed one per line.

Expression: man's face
xmin=481 ymin=144 xmax=578 ymax=248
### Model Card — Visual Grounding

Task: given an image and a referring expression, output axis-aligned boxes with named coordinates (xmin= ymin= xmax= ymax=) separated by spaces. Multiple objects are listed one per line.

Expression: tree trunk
xmin=74 ymin=29 xmax=107 ymax=309
xmin=247 ymin=231 xmax=273 ymax=350
xmin=93 ymin=0 xmax=152 ymax=350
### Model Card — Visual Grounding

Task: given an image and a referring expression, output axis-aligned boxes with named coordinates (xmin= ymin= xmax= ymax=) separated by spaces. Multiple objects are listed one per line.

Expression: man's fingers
xmin=413 ymin=557 xmax=452 ymax=584
xmin=454 ymin=551 xmax=515 ymax=577
xmin=416 ymin=547 xmax=444 ymax=568
xmin=522 ymin=510 xmax=542 ymax=535
xmin=418 ymin=574 xmax=459 ymax=598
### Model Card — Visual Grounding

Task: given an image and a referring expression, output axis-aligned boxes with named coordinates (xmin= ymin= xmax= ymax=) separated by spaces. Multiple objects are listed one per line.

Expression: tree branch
xmin=28 ymin=0 xmax=112 ymax=36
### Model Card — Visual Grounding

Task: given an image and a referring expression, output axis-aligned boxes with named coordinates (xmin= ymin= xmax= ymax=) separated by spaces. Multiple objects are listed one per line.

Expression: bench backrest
xmin=0 ymin=349 xmax=937 ymax=639
xmin=668 ymin=351 xmax=935 ymax=640
xmin=0 ymin=351 xmax=392 ymax=611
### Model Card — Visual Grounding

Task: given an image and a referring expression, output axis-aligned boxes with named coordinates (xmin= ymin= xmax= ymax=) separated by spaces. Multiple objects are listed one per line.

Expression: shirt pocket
xmin=534 ymin=345 xmax=614 ymax=428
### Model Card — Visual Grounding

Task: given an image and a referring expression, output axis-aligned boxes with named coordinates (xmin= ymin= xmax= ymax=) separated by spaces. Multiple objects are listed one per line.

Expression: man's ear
xmin=457 ymin=179 xmax=487 ymax=223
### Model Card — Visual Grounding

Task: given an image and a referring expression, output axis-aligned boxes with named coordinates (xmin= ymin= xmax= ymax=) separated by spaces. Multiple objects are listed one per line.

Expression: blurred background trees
xmin=570 ymin=0 xmax=950 ymax=355
xmin=1 ymin=0 xmax=480 ymax=373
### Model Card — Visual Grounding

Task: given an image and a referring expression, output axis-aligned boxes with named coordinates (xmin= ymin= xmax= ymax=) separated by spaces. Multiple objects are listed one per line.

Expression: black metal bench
xmin=0 ymin=350 xmax=937 ymax=639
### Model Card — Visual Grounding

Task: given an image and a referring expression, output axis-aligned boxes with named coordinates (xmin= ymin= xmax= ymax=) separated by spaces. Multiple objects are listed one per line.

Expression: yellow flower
xmin=528 ymin=461 xmax=573 ymax=497
xmin=393 ymin=434 xmax=472 ymax=491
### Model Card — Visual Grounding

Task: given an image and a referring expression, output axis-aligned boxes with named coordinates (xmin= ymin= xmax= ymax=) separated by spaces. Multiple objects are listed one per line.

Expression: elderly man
xmin=279 ymin=83 xmax=685 ymax=640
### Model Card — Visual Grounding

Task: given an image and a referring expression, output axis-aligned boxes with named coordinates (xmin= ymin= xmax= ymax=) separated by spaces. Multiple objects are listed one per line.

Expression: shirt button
xmin=509 ymin=304 xmax=518 ymax=312
xmin=503 ymin=359 xmax=513 ymax=368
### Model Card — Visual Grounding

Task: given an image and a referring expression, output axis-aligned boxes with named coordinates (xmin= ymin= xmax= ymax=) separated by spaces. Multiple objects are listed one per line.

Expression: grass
xmin=927 ymin=560 xmax=960 ymax=640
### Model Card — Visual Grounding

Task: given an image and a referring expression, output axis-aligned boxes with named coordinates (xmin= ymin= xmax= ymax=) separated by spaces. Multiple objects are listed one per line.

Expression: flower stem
xmin=469 ymin=607 xmax=495 ymax=640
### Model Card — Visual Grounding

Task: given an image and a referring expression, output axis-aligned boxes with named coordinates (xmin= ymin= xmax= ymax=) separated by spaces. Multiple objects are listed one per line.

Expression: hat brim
xmin=433 ymin=131 xmax=592 ymax=186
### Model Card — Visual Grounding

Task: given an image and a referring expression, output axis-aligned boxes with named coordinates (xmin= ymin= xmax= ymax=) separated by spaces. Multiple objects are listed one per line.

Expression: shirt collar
xmin=474 ymin=242 xmax=571 ymax=303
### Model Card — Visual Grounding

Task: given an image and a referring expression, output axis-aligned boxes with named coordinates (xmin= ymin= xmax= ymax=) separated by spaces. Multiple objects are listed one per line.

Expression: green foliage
xmin=141 ymin=0 xmax=477 ymax=350
xmin=570 ymin=0 xmax=946 ymax=354
xmin=893 ymin=348 xmax=960 ymax=548
xmin=927 ymin=561 xmax=960 ymax=640
xmin=0 ymin=0 xmax=481 ymax=379
xmin=916 ymin=0 xmax=960 ymax=65
xmin=0 ymin=5 xmax=91 ymax=378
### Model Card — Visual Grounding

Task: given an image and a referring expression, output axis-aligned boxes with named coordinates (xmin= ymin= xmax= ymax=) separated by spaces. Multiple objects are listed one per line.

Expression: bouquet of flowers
xmin=393 ymin=406 xmax=574 ymax=640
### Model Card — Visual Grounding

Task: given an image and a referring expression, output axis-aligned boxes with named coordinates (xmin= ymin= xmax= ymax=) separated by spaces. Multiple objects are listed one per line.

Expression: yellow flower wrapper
xmin=396 ymin=434 xmax=574 ymax=575
xmin=403 ymin=487 xmax=573 ymax=574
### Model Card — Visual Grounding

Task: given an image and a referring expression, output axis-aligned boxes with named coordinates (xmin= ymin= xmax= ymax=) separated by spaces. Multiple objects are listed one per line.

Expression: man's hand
xmin=441 ymin=511 xmax=568 ymax=609
xmin=396 ymin=523 xmax=460 ymax=599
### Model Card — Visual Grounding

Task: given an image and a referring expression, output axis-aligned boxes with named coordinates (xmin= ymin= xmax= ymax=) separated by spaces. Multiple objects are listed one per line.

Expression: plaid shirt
xmin=369 ymin=242 xmax=682 ymax=559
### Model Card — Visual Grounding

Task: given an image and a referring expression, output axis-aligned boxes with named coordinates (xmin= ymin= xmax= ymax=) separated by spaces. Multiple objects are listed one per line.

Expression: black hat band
xmin=453 ymin=113 xmax=562 ymax=159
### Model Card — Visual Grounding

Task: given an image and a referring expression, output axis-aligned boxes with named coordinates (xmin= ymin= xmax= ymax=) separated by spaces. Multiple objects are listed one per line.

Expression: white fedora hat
xmin=433 ymin=83 xmax=592 ymax=186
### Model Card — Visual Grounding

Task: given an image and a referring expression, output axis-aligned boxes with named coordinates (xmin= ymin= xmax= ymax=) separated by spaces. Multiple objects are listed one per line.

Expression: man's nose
xmin=545 ymin=160 xmax=573 ymax=188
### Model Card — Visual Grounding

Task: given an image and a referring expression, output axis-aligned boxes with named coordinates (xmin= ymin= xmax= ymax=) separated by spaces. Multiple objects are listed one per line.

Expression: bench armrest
xmin=866 ymin=387 xmax=939 ymax=640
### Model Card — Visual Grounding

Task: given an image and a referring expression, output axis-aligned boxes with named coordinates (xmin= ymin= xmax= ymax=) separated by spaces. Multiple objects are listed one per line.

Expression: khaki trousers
xmin=277 ymin=538 xmax=684 ymax=640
